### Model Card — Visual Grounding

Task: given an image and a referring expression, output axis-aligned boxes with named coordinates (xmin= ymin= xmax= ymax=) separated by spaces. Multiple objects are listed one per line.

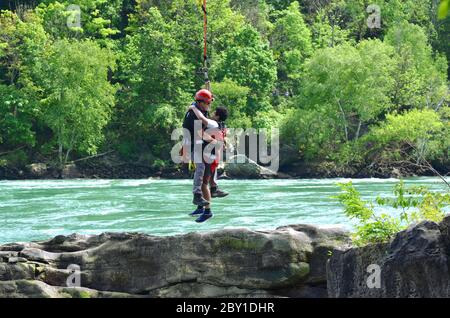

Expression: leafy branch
xmin=334 ymin=181 xmax=449 ymax=246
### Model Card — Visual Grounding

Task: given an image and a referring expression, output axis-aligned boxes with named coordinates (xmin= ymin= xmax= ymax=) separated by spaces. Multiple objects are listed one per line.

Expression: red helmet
xmin=195 ymin=89 xmax=214 ymax=103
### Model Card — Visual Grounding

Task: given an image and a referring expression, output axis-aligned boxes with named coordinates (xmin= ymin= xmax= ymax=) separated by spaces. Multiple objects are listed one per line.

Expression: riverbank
xmin=1 ymin=155 xmax=447 ymax=180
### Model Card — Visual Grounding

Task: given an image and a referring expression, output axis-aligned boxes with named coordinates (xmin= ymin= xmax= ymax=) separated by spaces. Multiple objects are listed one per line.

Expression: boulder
xmin=62 ymin=164 xmax=82 ymax=179
xmin=7 ymin=257 xmax=27 ymax=264
xmin=26 ymin=163 xmax=47 ymax=177
xmin=327 ymin=216 xmax=450 ymax=298
xmin=0 ymin=280 xmax=139 ymax=298
xmin=0 ymin=280 xmax=60 ymax=298
xmin=0 ymin=262 xmax=35 ymax=281
xmin=0 ymin=225 xmax=349 ymax=298
xmin=224 ymin=155 xmax=277 ymax=179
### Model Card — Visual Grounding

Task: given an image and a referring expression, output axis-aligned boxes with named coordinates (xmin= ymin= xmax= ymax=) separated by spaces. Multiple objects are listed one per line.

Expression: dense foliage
xmin=0 ymin=0 xmax=448 ymax=174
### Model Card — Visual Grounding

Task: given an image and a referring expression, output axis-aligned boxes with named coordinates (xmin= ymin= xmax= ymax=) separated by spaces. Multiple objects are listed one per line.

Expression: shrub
xmin=2 ymin=149 xmax=29 ymax=167
xmin=334 ymin=181 xmax=449 ymax=246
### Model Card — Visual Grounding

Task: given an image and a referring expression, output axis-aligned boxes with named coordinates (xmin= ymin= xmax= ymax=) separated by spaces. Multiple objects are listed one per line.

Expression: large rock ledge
xmin=0 ymin=225 xmax=350 ymax=298
xmin=6 ymin=216 xmax=449 ymax=299
xmin=327 ymin=215 xmax=450 ymax=298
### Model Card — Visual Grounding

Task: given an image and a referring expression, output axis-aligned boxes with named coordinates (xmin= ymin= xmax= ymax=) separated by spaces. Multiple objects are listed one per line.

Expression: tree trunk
xmin=64 ymin=131 xmax=78 ymax=166
xmin=355 ymin=120 xmax=362 ymax=140
xmin=58 ymin=142 xmax=63 ymax=168
xmin=58 ymin=124 xmax=63 ymax=169
xmin=337 ymin=100 xmax=349 ymax=142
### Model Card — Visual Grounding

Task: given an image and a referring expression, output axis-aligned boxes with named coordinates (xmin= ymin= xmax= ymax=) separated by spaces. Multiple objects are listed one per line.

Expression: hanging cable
xmin=201 ymin=0 xmax=210 ymax=91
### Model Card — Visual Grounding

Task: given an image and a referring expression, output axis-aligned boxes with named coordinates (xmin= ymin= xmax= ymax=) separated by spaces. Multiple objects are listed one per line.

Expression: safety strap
xmin=202 ymin=0 xmax=207 ymax=64
xmin=201 ymin=0 xmax=210 ymax=90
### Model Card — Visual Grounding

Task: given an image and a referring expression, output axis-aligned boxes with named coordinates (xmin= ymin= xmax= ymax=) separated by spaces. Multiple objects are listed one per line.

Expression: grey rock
xmin=19 ymin=248 xmax=60 ymax=264
xmin=0 ymin=225 xmax=349 ymax=298
xmin=0 ymin=242 xmax=41 ymax=252
xmin=327 ymin=218 xmax=450 ymax=298
xmin=224 ymin=155 xmax=276 ymax=178
xmin=0 ymin=280 xmax=140 ymax=298
xmin=148 ymin=282 xmax=272 ymax=298
xmin=0 ymin=280 xmax=59 ymax=298
xmin=0 ymin=263 xmax=35 ymax=281
xmin=0 ymin=252 xmax=18 ymax=262
xmin=62 ymin=164 xmax=82 ymax=179
xmin=7 ymin=257 xmax=27 ymax=264
xmin=26 ymin=163 xmax=47 ymax=177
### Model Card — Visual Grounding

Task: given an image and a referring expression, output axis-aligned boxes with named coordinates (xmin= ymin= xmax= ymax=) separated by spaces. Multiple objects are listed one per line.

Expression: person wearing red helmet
xmin=195 ymin=89 xmax=214 ymax=104
xmin=182 ymin=89 xmax=214 ymax=210
xmin=192 ymin=90 xmax=229 ymax=197
xmin=182 ymin=89 xmax=228 ymax=223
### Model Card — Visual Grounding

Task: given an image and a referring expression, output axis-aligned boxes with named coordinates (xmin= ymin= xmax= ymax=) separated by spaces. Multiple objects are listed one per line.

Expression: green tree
xmin=264 ymin=0 xmax=296 ymax=12
xmin=297 ymin=40 xmax=396 ymax=149
xmin=308 ymin=0 xmax=438 ymax=42
xmin=129 ymin=0 xmax=247 ymax=90
xmin=362 ymin=108 xmax=446 ymax=167
xmin=118 ymin=7 xmax=191 ymax=159
xmin=270 ymin=1 xmax=313 ymax=96
xmin=0 ymin=10 xmax=48 ymax=153
xmin=439 ymin=0 xmax=450 ymax=19
xmin=281 ymin=107 xmax=338 ymax=161
xmin=36 ymin=0 xmax=122 ymax=40
xmin=0 ymin=85 xmax=36 ymax=148
xmin=213 ymin=25 xmax=277 ymax=115
xmin=434 ymin=106 xmax=450 ymax=167
xmin=0 ymin=10 xmax=48 ymax=86
xmin=230 ymin=0 xmax=273 ymax=37
xmin=385 ymin=22 xmax=448 ymax=110
xmin=310 ymin=7 xmax=350 ymax=50
xmin=34 ymin=39 xmax=117 ymax=167
xmin=211 ymin=79 xmax=251 ymax=128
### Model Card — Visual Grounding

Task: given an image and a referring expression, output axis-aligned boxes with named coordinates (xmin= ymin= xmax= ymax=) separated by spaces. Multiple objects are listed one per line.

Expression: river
xmin=0 ymin=177 xmax=448 ymax=244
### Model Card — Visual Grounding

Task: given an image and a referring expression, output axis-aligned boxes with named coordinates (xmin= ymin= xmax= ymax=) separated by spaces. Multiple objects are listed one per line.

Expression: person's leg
xmin=202 ymin=163 xmax=212 ymax=209
xmin=210 ymin=169 xmax=229 ymax=198
xmin=209 ymin=170 xmax=218 ymax=190
xmin=202 ymin=183 xmax=211 ymax=209
xmin=192 ymin=161 xmax=209 ymax=206
xmin=192 ymin=161 xmax=205 ymax=195
xmin=196 ymin=164 xmax=214 ymax=223
xmin=189 ymin=167 xmax=210 ymax=217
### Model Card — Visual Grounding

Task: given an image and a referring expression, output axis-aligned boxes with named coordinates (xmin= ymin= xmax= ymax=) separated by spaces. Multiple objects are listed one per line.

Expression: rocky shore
xmin=2 ymin=216 xmax=450 ymax=298
xmin=0 ymin=225 xmax=350 ymax=298
xmin=0 ymin=158 xmax=443 ymax=180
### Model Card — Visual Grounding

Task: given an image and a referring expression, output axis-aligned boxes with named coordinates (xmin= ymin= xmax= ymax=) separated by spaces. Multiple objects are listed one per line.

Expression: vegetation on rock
xmin=335 ymin=181 xmax=450 ymax=246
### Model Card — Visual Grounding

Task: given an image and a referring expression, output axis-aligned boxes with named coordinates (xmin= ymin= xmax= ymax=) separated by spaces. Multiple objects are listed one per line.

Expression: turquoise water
xmin=0 ymin=177 xmax=448 ymax=244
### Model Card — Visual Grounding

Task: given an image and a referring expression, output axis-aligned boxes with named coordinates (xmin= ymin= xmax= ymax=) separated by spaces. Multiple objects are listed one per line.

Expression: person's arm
xmin=189 ymin=105 xmax=209 ymax=126
xmin=188 ymin=106 xmax=218 ymax=144
xmin=203 ymin=131 xmax=218 ymax=144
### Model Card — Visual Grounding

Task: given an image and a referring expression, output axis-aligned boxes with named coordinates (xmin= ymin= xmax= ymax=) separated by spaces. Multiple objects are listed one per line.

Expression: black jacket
xmin=182 ymin=102 xmax=209 ymax=152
